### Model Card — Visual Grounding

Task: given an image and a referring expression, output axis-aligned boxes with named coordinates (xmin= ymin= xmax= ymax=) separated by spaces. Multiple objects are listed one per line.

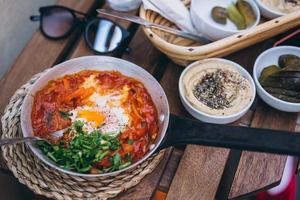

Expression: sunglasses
xmin=30 ymin=5 xmax=130 ymax=54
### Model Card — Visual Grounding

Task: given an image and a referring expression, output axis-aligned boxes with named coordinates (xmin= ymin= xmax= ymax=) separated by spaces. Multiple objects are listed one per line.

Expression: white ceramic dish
xmin=107 ymin=0 xmax=142 ymax=11
xmin=179 ymin=58 xmax=256 ymax=124
xmin=21 ymin=56 xmax=170 ymax=177
xmin=253 ymin=46 xmax=300 ymax=112
xmin=190 ymin=0 xmax=260 ymax=40
xmin=254 ymin=0 xmax=285 ymax=19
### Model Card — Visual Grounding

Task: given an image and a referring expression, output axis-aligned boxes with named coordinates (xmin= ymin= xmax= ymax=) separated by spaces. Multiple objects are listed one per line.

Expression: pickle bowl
xmin=190 ymin=0 xmax=261 ymax=40
xmin=253 ymin=46 xmax=300 ymax=112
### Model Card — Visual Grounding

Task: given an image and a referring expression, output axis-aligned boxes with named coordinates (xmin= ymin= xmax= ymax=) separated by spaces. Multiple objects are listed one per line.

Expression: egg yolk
xmin=77 ymin=110 xmax=105 ymax=127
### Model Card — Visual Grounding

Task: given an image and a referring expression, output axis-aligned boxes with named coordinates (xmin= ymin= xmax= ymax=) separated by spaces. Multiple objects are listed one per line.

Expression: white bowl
xmin=253 ymin=46 xmax=300 ymax=112
xmin=190 ymin=0 xmax=260 ymax=40
xmin=254 ymin=0 xmax=285 ymax=19
xmin=179 ymin=58 xmax=256 ymax=124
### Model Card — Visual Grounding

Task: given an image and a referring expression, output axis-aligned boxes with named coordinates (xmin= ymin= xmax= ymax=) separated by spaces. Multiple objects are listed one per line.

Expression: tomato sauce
xmin=32 ymin=70 xmax=159 ymax=163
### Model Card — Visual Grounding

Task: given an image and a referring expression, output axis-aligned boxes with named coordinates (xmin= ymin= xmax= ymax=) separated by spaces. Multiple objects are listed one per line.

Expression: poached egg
xmin=69 ymin=75 xmax=130 ymax=136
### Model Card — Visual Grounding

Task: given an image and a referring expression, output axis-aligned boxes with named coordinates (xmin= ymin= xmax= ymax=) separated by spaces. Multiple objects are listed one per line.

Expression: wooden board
xmin=167 ymin=146 xmax=230 ymax=200
xmin=158 ymin=148 xmax=184 ymax=192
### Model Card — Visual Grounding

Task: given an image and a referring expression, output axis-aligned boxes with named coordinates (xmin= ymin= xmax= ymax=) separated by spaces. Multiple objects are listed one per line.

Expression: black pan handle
xmin=156 ymin=114 xmax=300 ymax=156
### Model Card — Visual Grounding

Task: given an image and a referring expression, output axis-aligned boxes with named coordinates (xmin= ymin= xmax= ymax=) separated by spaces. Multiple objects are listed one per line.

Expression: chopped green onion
xmin=37 ymin=120 xmax=126 ymax=173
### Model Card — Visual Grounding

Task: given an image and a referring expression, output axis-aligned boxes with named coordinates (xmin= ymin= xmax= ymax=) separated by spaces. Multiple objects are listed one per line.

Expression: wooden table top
xmin=0 ymin=1 xmax=299 ymax=200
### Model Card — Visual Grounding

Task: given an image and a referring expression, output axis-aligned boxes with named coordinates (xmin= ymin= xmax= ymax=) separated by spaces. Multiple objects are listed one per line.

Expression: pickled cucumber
xmin=270 ymin=93 xmax=300 ymax=103
xmin=259 ymin=54 xmax=300 ymax=103
xmin=227 ymin=4 xmax=246 ymax=30
xmin=211 ymin=6 xmax=227 ymax=25
xmin=278 ymin=54 xmax=300 ymax=68
xmin=236 ymin=0 xmax=256 ymax=27
xmin=259 ymin=65 xmax=281 ymax=83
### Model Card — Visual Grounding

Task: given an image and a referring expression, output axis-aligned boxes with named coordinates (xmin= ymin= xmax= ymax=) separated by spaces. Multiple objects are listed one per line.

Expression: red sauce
xmin=31 ymin=70 xmax=159 ymax=163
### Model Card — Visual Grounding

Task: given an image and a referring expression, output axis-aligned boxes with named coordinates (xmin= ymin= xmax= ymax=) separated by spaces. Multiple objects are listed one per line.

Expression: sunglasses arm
xmin=30 ymin=15 xmax=41 ymax=21
xmin=73 ymin=10 xmax=87 ymax=16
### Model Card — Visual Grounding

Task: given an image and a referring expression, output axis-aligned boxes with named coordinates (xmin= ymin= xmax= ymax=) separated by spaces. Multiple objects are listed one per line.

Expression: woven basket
xmin=139 ymin=0 xmax=300 ymax=66
xmin=1 ymin=69 xmax=165 ymax=200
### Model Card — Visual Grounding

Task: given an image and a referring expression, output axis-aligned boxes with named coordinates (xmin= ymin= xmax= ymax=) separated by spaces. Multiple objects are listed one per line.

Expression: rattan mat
xmin=1 ymin=69 xmax=165 ymax=200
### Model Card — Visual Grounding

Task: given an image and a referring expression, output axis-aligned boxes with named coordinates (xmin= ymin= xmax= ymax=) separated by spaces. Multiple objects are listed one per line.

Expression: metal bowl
xmin=20 ymin=56 xmax=169 ymax=177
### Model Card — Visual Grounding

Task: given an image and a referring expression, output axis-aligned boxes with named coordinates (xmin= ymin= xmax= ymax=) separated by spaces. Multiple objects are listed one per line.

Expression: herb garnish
xmin=37 ymin=121 xmax=129 ymax=173
xmin=193 ymin=69 xmax=232 ymax=109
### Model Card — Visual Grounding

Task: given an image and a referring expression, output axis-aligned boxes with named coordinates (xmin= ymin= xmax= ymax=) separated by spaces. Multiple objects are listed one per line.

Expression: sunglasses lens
xmin=86 ymin=19 xmax=124 ymax=53
xmin=42 ymin=7 xmax=74 ymax=38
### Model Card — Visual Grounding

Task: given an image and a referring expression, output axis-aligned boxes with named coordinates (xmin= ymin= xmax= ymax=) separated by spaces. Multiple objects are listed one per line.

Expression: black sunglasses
xmin=30 ymin=5 xmax=130 ymax=54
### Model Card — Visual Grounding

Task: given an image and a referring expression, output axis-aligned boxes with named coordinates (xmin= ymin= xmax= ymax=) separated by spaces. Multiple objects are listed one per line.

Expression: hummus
xmin=182 ymin=60 xmax=253 ymax=116
xmin=261 ymin=0 xmax=300 ymax=14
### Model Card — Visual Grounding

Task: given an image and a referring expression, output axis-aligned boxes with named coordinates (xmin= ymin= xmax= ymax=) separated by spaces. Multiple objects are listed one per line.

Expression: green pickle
xmin=227 ymin=4 xmax=246 ymax=30
xmin=261 ymin=76 xmax=300 ymax=91
xmin=264 ymin=87 xmax=300 ymax=99
xmin=211 ymin=6 xmax=227 ymax=25
xmin=278 ymin=54 xmax=300 ymax=68
xmin=259 ymin=65 xmax=281 ymax=83
xmin=259 ymin=55 xmax=300 ymax=103
xmin=270 ymin=94 xmax=300 ymax=103
xmin=236 ymin=0 xmax=256 ymax=27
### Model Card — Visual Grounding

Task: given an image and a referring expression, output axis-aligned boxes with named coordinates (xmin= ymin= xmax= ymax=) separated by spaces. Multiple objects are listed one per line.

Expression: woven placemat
xmin=1 ymin=69 xmax=165 ymax=200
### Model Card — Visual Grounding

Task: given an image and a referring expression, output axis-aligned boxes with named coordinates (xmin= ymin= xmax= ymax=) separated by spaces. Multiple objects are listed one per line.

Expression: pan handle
xmin=156 ymin=114 xmax=300 ymax=156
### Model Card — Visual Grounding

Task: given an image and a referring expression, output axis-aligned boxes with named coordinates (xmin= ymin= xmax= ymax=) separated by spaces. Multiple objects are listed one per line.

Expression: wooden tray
xmin=139 ymin=1 xmax=300 ymax=66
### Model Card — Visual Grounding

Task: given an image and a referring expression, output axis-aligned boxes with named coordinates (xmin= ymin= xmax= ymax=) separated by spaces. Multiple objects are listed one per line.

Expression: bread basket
xmin=139 ymin=0 xmax=300 ymax=66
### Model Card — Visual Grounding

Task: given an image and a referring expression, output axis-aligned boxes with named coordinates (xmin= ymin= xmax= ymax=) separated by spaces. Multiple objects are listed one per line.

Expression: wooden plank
xmin=115 ymin=149 xmax=173 ymax=200
xmin=229 ymin=103 xmax=298 ymax=199
xmin=0 ymin=0 xmax=98 ymax=119
xmin=166 ymin=146 xmax=230 ymax=200
xmin=121 ymin=28 xmax=168 ymax=75
xmin=215 ymin=110 xmax=255 ymax=199
xmin=159 ymin=62 xmax=230 ymax=200
xmin=158 ymin=148 xmax=184 ymax=192
xmin=159 ymin=63 xmax=189 ymax=117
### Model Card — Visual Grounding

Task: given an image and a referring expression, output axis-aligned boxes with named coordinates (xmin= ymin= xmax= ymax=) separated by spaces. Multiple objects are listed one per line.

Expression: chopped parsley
xmin=37 ymin=121 xmax=131 ymax=173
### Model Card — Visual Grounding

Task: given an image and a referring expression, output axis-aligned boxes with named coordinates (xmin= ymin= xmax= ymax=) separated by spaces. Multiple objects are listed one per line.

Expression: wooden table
xmin=0 ymin=1 xmax=299 ymax=200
